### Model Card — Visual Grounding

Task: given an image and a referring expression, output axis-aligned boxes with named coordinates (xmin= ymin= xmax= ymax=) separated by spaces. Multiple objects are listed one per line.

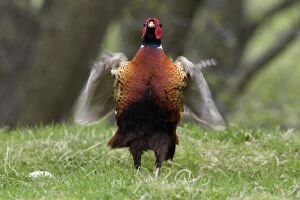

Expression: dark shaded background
xmin=0 ymin=0 xmax=299 ymax=129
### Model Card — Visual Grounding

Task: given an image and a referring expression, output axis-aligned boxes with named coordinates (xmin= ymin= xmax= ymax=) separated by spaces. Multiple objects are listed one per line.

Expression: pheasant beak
xmin=148 ymin=21 xmax=155 ymax=28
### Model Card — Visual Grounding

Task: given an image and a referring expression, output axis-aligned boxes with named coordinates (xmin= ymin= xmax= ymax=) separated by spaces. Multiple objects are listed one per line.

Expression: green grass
xmin=0 ymin=124 xmax=299 ymax=199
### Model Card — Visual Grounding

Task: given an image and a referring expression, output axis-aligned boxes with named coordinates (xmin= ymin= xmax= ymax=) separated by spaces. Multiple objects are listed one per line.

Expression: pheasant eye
xmin=159 ymin=24 xmax=162 ymax=28
xmin=143 ymin=23 xmax=146 ymax=27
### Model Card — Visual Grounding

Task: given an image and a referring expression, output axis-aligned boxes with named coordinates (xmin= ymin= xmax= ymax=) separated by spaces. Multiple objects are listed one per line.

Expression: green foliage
xmin=0 ymin=124 xmax=299 ymax=199
xmin=231 ymin=1 xmax=300 ymax=129
xmin=103 ymin=22 xmax=122 ymax=52
xmin=244 ymin=0 xmax=282 ymax=20
xmin=231 ymin=38 xmax=300 ymax=128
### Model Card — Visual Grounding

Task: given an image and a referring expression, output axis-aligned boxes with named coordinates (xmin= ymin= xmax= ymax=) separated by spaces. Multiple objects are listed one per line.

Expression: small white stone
xmin=29 ymin=171 xmax=54 ymax=178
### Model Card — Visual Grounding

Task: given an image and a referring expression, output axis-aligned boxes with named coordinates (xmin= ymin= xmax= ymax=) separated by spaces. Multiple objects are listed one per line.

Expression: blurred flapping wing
xmin=74 ymin=52 xmax=128 ymax=125
xmin=175 ymin=56 xmax=226 ymax=130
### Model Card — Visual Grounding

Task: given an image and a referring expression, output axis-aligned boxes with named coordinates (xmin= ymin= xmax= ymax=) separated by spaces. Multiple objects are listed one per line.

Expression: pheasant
xmin=75 ymin=17 xmax=226 ymax=177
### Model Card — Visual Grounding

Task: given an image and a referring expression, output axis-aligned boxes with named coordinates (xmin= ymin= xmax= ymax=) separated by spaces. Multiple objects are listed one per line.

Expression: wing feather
xmin=74 ymin=52 xmax=128 ymax=125
xmin=175 ymin=56 xmax=226 ymax=130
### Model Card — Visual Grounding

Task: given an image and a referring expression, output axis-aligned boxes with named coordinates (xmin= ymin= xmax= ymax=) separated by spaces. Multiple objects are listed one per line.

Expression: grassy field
xmin=0 ymin=0 xmax=298 ymax=199
xmin=0 ymin=123 xmax=299 ymax=199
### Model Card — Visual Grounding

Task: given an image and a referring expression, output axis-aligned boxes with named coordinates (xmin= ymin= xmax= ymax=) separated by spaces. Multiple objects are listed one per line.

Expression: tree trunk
xmin=0 ymin=1 xmax=39 ymax=126
xmin=0 ymin=0 xmax=127 ymax=127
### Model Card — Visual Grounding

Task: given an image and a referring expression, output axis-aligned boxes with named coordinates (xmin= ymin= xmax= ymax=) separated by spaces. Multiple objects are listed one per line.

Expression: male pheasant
xmin=75 ymin=17 xmax=226 ymax=177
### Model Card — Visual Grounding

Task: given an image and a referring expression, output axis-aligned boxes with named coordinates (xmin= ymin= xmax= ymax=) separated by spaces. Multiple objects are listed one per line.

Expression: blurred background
xmin=0 ymin=0 xmax=299 ymax=129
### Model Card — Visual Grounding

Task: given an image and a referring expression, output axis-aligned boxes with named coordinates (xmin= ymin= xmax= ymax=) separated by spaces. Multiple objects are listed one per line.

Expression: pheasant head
xmin=141 ymin=18 xmax=163 ymax=47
